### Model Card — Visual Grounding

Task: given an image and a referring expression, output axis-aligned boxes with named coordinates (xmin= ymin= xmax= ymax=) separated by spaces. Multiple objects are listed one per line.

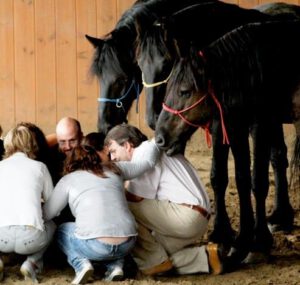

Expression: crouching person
xmin=0 ymin=124 xmax=56 ymax=282
xmin=105 ymin=124 xmax=225 ymax=277
xmin=43 ymin=138 xmax=159 ymax=284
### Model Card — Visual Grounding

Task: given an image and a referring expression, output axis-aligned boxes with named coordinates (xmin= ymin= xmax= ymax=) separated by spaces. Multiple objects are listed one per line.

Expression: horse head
xmin=155 ymin=46 xmax=214 ymax=155
xmin=86 ymin=31 xmax=143 ymax=134
xmin=135 ymin=1 xmax=269 ymax=132
xmin=135 ymin=15 xmax=178 ymax=130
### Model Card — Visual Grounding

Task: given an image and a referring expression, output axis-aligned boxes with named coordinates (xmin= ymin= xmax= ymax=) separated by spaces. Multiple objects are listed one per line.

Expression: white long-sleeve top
xmin=43 ymin=140 xmax=160 ymax=239
xmin=0 ymin=152 xmax=54 ymax=231
xmin=128 ymin=144 xmax=210 ymax=211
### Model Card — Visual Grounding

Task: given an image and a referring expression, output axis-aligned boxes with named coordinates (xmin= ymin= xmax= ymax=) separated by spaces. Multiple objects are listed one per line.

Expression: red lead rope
xmin=162 ymin=82 xmax=230 ymax=148
xmin=208 ymin=81 xmax=230 ymax=145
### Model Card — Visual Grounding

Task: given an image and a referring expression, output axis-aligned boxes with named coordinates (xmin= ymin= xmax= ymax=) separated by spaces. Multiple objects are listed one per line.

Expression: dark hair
xmin=81 ymin=132 xmax=106 ymax=152
xmin=63 ymin=145 xmax=120 ymax=177
xmin=104 ymin=124 xmax=147 ymax=147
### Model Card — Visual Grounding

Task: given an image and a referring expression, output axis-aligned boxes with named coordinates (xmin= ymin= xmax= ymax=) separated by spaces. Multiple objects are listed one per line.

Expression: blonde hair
xmin=4 ymin=125 xmax=39 ymax=159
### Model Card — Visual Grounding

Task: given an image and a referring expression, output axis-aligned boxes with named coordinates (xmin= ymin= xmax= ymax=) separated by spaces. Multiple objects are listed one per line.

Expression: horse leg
xmin=225 ymin=123 xmax=254 ymax=270
xmin=267 ymin=124 xmax=294 ymax=232
xmin=245 ymin=122 xmax=273 ymax=261
xmin=290 ymin=88 xmax=300 ymax=195
xmin=209 ymin=119 xmax=235 ymax=246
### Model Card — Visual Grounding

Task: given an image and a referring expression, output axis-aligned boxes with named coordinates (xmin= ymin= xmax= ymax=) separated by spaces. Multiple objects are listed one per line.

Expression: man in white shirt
xmin=105 ymin=124 xmax=225 ymax=277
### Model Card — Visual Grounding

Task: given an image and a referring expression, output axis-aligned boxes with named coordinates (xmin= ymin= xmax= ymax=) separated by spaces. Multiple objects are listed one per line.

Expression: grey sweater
xmin=43 ymin=140 xmax=159 ymax=239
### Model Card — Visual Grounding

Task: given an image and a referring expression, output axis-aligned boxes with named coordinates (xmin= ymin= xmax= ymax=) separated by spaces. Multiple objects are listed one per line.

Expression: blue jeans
xmin=57 ymin=222 xmax=136 ymax=273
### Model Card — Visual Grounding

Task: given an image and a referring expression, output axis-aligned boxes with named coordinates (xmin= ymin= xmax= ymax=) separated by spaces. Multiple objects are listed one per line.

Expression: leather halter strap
xmin=142 ymin=68 xmax=173 ymax=88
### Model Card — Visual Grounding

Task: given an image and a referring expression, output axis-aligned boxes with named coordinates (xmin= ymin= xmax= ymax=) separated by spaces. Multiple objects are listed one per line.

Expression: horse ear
xmin=85 ymin=34 xmax=103 ymax=48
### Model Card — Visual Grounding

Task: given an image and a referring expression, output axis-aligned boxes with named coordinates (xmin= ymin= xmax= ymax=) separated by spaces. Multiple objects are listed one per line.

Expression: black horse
xmin=154 ymin=20 xmax=300 ymax=268
xmin=85 ymin=0 xmax=217 ymax=134
xmin=135 ymin=0 xmax=298 ymax=252
xmin=86 ymin=0 xmax=298 ymax=260
xmin=136 ymin=1 xmax=300 ymax=129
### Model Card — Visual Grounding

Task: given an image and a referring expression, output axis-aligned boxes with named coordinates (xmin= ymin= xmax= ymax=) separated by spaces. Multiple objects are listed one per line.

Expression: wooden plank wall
xmin=0 ymin=0 xmax=299 ymax=137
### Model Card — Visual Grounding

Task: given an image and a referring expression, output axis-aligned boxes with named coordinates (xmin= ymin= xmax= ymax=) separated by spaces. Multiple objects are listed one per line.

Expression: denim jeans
xmin=0 ymin=221 xmax=56 ymax=265
xmin=57 ymin=222 xmax=136 ymax=273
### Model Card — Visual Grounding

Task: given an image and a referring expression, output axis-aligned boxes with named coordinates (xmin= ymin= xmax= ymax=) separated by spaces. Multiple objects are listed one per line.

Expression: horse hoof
xmin=267 ymin=222 xmax=293 ymax=234
xmin=242 ymin=251 xmax=270 ymax=264
xmin=223 ymin=246 xmax=250 ymax=272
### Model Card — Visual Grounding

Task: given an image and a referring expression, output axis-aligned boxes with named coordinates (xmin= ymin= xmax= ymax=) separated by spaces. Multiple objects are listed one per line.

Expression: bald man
xmin=45 ymin=117 xmax=83 ymax=184
xmin=56 ymin=117 xmax=83 ymax=156
xmin=48 ymin=117 xmax=83 ymax=219
xmin=42 ymin=117 xmax=84 ymax=267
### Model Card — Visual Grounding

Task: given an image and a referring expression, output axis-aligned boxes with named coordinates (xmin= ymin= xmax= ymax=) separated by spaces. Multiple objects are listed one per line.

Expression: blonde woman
xmin=0 ymin=124 xmax=56 ymax=282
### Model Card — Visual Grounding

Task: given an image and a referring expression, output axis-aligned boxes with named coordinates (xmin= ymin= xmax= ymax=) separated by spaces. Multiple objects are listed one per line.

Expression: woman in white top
xmin=43 ymin=139 xmax=159 ymax=284
xmin=0 ymin=124 xmax=56 ymax=283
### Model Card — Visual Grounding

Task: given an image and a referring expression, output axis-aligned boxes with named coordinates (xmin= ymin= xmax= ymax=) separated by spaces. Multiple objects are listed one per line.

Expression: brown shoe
xmin=206 ymin=243 xmax=224 ymax=275
xmin=141 ymin=259 xmax=173 ymax=276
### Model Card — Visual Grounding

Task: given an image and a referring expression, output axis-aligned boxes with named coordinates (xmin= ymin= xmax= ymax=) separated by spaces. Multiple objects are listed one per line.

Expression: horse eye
xmin=180 ymin=90 xmax=191 ymax=98
xmin=116 ymin=78 xmax=128 ymax=87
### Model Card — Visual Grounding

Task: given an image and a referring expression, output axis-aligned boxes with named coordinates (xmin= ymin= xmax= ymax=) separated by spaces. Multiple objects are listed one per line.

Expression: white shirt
xmin=128 ymin=142 xmax=210 ymax=211
xmin=0 ymin=152 xmax=53 ymax=231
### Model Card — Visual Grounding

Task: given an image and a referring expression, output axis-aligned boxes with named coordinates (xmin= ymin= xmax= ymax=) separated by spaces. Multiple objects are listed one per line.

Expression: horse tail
xmin=290 ymin=136 xmax=300 ymax=196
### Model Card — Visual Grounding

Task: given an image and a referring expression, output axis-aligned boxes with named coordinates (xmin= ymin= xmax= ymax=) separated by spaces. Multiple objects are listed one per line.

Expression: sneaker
xmin=104 ymin=266 xmax=124 ymax=282
xmin=71 ymin=261 xmax=94 ymax=285
xmin=206 ymin=243 xmax=225 ymax=275
xmin=0 ymin=257 xmax=4 ymax=281
xmin=20 ymin=260 xmax=42 ymax=283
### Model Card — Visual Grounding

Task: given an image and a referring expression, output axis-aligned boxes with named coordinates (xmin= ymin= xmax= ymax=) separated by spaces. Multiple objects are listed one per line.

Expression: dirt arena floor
xmin=1 ymin=127 xmax=299 ymax=285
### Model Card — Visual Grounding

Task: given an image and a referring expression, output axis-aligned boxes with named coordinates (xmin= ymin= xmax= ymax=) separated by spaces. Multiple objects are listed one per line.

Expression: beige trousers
xmin=129 ymin=199 xmax=210 ymax=274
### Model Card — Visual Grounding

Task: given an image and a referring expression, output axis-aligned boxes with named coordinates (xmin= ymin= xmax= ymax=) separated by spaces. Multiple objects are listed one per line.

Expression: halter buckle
xmin=116 ymin=101 xmax=123 ymax=108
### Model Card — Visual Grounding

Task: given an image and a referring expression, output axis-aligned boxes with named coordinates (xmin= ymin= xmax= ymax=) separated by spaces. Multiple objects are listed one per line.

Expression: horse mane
xmin=200 ymin=22 xmax=271 ymax=109
xmin=135 ymin=17 xmax=173 ymax=63
xmin=115 ymin=1 xmax=158 ymax=34
xmin=135 ymin=1 xmax=219 ymax=69
xmin=166 ymin=22 xmax=266 ymax=110
xmin=136 ymin=0 xmax=273 ymax=68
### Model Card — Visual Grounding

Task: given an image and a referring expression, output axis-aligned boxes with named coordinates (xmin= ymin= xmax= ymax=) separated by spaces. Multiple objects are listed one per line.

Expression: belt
xmin=180 ymin=203 xmax=211 ymax=220
xmin=126 ymin=191 xmax=144 ymax=202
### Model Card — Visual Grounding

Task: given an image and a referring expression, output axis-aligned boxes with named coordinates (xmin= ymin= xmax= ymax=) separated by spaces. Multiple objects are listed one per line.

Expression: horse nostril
xmin=155 ymin=134 xmax=165 ymax=148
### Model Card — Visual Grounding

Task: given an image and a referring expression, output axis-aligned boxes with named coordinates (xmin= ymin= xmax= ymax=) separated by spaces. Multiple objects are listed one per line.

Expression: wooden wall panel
xmin=96 ymin=0 xmax=117 ymax=36
xmin=35 ymin=0 xmax=56 ymax=134
xmin=0 ymin=0 xmax=299 ymax=136
xmin=76 ymin=0 xmax=98 ymax=133
xmin=117 ymin=0 xmax=136 ymax=19
xmin=14 ymin=0 xmax=36 ymax=124
xmin=55 ymin=0 xmax=77 ymax=121
xmin=0 ymin=0 xmax=15 ymax=132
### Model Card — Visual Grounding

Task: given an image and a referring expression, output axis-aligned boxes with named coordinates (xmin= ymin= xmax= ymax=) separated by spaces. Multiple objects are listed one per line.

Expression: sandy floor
xmin=1 ymin=130 xmax=300 ymax=285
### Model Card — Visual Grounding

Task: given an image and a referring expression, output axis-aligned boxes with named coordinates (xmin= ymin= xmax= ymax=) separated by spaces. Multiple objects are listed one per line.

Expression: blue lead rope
xmin=98 ymin=80 xmax=141 ymax=113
